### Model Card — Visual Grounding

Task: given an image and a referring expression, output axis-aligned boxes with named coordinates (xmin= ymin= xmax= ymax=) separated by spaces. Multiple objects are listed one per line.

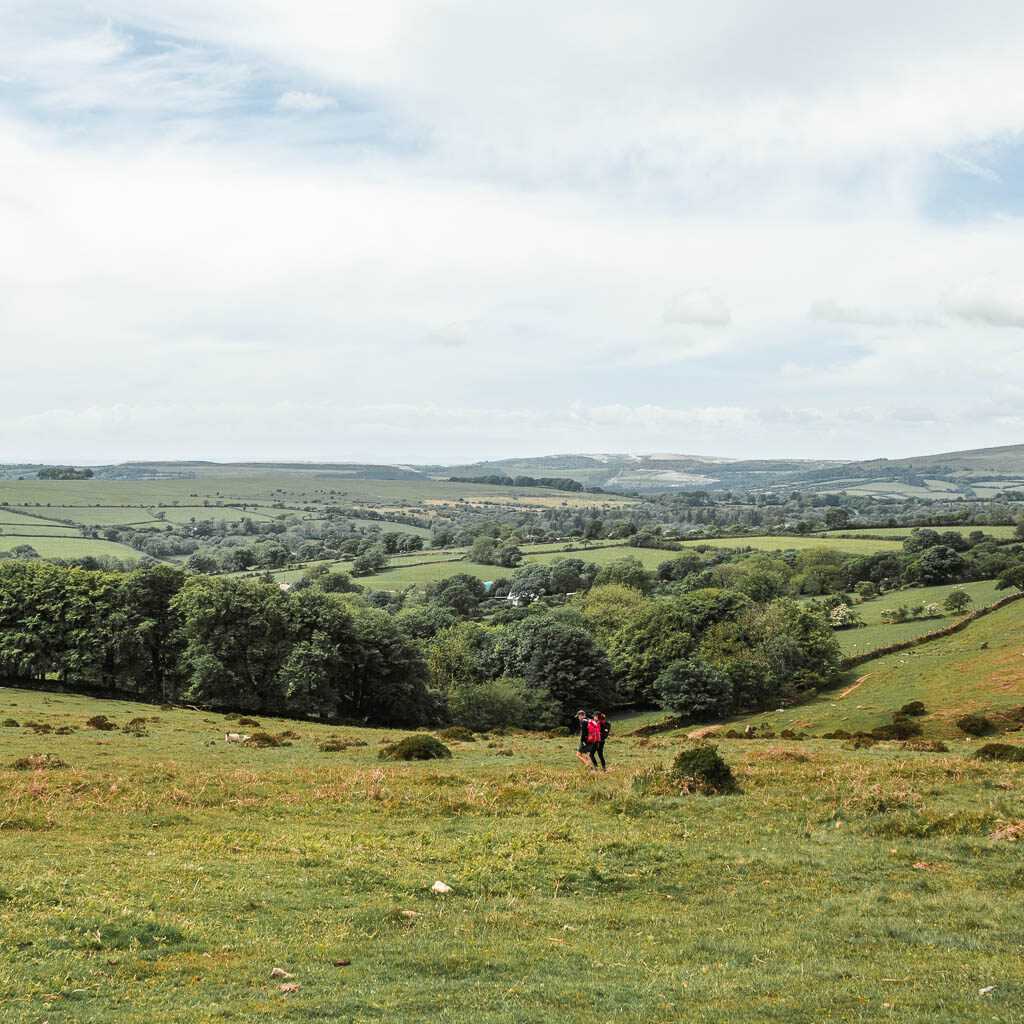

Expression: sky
xmin=2 ymin=1 xmax=1024 ymax=466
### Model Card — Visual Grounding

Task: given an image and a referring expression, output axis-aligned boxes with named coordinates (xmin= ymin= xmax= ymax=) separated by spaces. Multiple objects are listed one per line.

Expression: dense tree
xmin=654 ymin=657 xmax=734 ymax=718
xmin=593 ymin=556 xmax=654 ymax=595
xmin=491 ymin=616 xmax=615 ymax=721
xmin=173 ymin=577 xmax=293 ymax=712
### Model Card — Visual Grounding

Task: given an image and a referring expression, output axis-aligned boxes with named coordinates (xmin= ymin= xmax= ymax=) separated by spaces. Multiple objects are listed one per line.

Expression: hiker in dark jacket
xmin=594 ymin=712 xmax=611 ymax=771
xmin=574 ymin=710 xmax=598 ymax=769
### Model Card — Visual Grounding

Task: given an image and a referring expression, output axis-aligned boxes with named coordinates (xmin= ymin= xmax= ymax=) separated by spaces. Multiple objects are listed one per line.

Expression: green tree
xmin=943 ymin=587 xmax=973 ymax=614
xmin=593 ymin=556 xmax=654 ymax=594
xmin=995 ymin=563 xmax=1024 ymax=593
xmin=654 ymin=657 xmax=734 ymax=718
xmin=346 ymin=608 xmax=437 ymax=725
xmin=278 ymin=589 xmax=362 ymax=720
xmin=492 ymin=617 xmax=615 ymax=722
xmin=173 ymin=577 xmax=292 ymax=712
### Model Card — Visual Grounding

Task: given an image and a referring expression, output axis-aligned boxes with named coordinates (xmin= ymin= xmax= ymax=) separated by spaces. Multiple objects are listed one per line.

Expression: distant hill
xmin=26 ymin=442 xmax=1024 ymax=496
xmin=425 ymin=453 xmax=847 ymax=493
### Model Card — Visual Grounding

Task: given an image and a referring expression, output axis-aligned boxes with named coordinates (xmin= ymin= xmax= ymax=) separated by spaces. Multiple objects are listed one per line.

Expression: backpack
xmin=586 ymin=718 xmax=601 ymax=743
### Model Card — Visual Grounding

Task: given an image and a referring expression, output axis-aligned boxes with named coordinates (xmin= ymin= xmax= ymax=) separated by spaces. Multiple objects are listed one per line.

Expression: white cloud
xmin=664 ymin=290 xmax=730 ymax=327
xmin=943 ymin=153 xmax=1001 ymax=183
xmin=808 ymin=299 xmax=901 ymax=327
xmin=4 ymin=3 xmax=1024 ymax=462
xmin=945 ymin=278 xmax=1024 ymax=328
xmin=276 ymin=90 xmax=337 ymax=112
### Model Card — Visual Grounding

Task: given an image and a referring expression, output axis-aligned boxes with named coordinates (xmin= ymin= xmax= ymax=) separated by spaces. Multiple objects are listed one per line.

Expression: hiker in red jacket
xmin=594 ymin=712 xmax=610 ymax=771
xmin=574 ymin=710 xmax=599 ymax=769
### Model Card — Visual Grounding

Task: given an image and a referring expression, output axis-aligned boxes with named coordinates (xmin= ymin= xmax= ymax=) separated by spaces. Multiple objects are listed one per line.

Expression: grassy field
xmin=679 ymin=536 xmax=905 ymax=554
xmin=833 ymin=526 xmax=1017 ymax=540
xmin=10 ymin=506 xmax=168 ymax=527
xmin=0 ymin=536 xmax=142 ymax=560
xmin=833 ymin=580 xmax=1007 ymax=655
xmin=725 ymin=593 xmax=1024 ymax=738
xmin=1 ymin=682 xmax=1022 ymax=1024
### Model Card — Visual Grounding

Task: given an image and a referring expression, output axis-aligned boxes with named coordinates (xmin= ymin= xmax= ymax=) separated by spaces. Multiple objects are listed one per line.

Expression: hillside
xmin=10 ymin=442 xmax=1024 ymax=497
xmin=1 ymin=685 xmax=1021 ymax=1023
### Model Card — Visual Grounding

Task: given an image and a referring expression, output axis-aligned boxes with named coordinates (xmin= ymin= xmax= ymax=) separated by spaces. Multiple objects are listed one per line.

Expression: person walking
xmin=573 ymin=710 xmax=598 ymax=769
xmin=594 ymin=712 xmax=611 ymax=771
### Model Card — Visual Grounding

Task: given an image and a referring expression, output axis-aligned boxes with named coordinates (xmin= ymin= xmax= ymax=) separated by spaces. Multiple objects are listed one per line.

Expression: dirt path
xmin=837 ymin=672 xmax=876 ymax=699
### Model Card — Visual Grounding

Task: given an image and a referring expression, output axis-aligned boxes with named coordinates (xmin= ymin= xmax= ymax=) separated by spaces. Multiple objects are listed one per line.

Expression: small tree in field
xmin=943 ymin=588 xmax=972 ymax=614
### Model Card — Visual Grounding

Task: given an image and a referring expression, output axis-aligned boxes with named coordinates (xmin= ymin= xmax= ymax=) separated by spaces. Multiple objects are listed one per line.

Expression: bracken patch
xmin=9 ymin=753 xmax=68 ymax=771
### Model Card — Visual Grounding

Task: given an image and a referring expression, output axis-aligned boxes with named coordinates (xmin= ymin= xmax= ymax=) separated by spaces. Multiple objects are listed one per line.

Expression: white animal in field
xmin=225 ymin=732 xmax=251 ymax=743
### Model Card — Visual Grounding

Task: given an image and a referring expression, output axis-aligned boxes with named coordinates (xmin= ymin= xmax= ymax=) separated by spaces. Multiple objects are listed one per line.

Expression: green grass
xmin=679 ymin=536 xmax=905 ymax=554
xmin=833 ymin=580 xmax=1007 ymax=655
xmin=347 ymin=518 xmax=433 ymax=537
xmin=10 ymin=506 xmax=166 ymax=527
xmin=833 ymin=526 xmax=1017 ymax=540
xmin=732 ymin=593 xmax=1024 ymax=738
xmin=0 ymin=688 xmax=1021 ymax=1023
xmin=0 ymin=536 xmax=142 ymax=559
xmin=0 ymin=524 xmax=83 ymax=537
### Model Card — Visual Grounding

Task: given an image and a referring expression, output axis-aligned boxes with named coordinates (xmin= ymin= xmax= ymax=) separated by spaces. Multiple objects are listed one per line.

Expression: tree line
xmin=0 ymin=557 xmax=847 ymax=729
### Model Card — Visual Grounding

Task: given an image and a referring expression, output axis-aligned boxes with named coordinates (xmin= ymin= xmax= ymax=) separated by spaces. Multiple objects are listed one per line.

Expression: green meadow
xmin=679 ymin=536 xmax=905 ymax=554
xmin=1 ymin=672 xmax=1022 ymax=1024
xmin=0 ymin=536 xmax=142 ymax=559
xmin=727 ymin=593 xmax=1024 ymax=738
xmin=834 ymin=580 xmax=1007 ymax=655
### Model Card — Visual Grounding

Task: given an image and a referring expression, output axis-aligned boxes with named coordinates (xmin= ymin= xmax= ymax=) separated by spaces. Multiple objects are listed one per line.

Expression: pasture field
xmin=728 ymin=592 xmax=1024 ymax=738
xmin=1 ymin=686 xmax=1022 ymax=1024
xmin=832 ymin=526 xmax=1017 ymax=541
xmin=678 ymin=536 xmax=905 ymax=554
xmin=834 ymin=580 xmax=1007 ymax=655
xmin=9 ymin=506 xmax=169 ymax=527
xmin=347 ymin=518 xmax=432 ymax=537
xmin=0 ymin=524 xmax=83 ymax=537
xmin=0 ymin=536 xmax=142 ymax=560
xmin=0 ymin=509 xmax=83 ymax=529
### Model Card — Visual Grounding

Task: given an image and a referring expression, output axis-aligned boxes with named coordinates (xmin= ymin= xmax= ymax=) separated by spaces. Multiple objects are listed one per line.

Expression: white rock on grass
xmin=431 ymin=881 xmax=452 ymax=894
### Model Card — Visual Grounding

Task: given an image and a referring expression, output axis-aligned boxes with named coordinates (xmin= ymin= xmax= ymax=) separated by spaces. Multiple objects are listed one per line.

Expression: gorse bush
xmin=669 ymin=744 xmax=737 ymax=794
xmin=974 ymin=742 xmax=1024 ymax=763
xmin=957 ymin=714 xmax=992 ymax=736
xmin=898 ymin=701 xmax=927 ymax=717
xmin=378 ymin=735 xmax=452 ymax=761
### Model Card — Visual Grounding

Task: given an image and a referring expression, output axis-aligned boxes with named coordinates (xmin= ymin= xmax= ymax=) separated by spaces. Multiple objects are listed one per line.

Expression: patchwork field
xmin=835 ymin=580 xmax=1008 ymax=655
xmin=0 ymin=536 xmax=143 ymax=559
xmin=679 ymin=536 xmax=906 ymax=554
xmin=727 ymin=593 xmax=1024 ymax=738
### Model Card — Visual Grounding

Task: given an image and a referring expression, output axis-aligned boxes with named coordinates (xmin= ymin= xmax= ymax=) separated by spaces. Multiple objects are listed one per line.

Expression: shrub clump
xmin=898 ymin=701 xmax=927 ymax=717
xmin=236 ymin=717 xmax=262 ymax=728
xmin=25 ymin=721 xmax=52 ymax=734
xmin=630 ymin=716 xmax=687 ymax=737
xmin=974 ymin=743 xmax=1024 ymax=763
xmin=844 ymin=736 xmax=877 ymax=750
xmin=378 ymin=735 xmax=452 ymax=761
xmin=436 ymin=726 xmax=475 ymax=742
xmin=86 ymin=715 xmax=117 ymax=731
xmin=318 ymin=735 xmax=366 ymax=752
xmin=900 ymin=738 xmax=949 ymax=752
xmin=9 ymin=753 xmax=68 ymax=771
xmin=957 ymin=714 xmax=992 ymax=737
xmin=669 ymin=745 xmax=737 ymax=795
xmin=244 ymin=732 xmax=292 ymax=748
xmin=821 ymin=729 xmax=852 ymax=740
xmin=871 ymin=718 xmax=922 ymax=741
xmin=548 ymin=725 xmax=571 ymax=738
xmin=54 ymin=726 xmax=75 ymax=735
xmin=2 ymin=719 xmax=19 ymax=728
